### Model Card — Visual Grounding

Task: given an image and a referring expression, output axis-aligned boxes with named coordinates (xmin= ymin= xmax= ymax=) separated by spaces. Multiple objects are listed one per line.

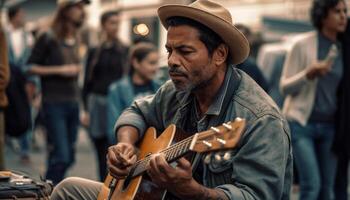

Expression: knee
xmin=57 ymin=177 xmax=81 ymax=188
xmin=51 ymin=177 xmax=81 ymax=200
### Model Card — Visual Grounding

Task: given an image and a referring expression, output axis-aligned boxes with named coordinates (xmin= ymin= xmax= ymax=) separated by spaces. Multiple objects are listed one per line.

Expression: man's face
xmin=13 ymin=9 xmax=25 ymax=27
xmin=165 ymin=25 xmax=218 ymax=91
xmin=66 ymin=3 xmax=85 ymax=28
xmin=103 ymin=14 xmax=120 ymax=38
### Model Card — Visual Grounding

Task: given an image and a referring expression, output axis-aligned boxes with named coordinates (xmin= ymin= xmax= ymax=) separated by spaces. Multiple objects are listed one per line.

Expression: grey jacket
xmin=115 ymin=66 xmax=292 ymax=200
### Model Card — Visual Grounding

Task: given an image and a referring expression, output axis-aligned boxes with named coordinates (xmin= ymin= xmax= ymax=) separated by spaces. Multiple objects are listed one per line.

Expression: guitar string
xmin=137 ymin=136 xmax=193 ymax=166
xmin=134 ymin=128 xmax=215 ymax=170
xmin=131 ymin=127 xmax=224 ymax=176
xmin=131 ymin=135 xmax=195 ymax=175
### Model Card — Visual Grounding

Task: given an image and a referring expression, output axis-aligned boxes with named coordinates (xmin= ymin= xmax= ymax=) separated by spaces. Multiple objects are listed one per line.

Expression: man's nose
xmin=168 ymin=52 xmax=180 ymax=68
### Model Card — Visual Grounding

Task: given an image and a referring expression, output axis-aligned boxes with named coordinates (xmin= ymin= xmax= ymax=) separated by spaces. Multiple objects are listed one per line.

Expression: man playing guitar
xmin=51 ymin=0 xmax=292 ymax=199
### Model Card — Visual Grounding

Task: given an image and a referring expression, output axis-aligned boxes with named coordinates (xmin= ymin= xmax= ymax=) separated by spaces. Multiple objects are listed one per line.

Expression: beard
xmin=172 ymin=79 xmax=195 ymax=92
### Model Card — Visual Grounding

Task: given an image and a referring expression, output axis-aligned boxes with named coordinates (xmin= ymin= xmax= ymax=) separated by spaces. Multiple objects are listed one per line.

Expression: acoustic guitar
xmin=97 ymin=117 xmax=246 ymax=200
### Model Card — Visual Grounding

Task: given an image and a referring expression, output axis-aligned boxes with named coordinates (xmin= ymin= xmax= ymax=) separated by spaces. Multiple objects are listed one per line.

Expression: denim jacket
xmin=115 ymin=66 xmax=292 ymax=200
xmin=108 ymin=75 xmax=160 ymax=143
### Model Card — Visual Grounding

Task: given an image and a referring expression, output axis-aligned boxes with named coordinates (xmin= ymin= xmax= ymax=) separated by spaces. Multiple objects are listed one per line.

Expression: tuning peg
xmin=216 ymin=138 xmax=226 ymax=145
xmin=204 ymin=153 xmax=212 ymax=164
xmin=210 ymin=127 xmax=220 ymax=133
xmin=202 ymin=140 xmax=212 ymax=148
xmin=235 ymin=117 xmax=243 ymax=122
xmin=223 ymin=152 xmax=231 ymax=161
xmin=214 ymin=153 xmax=222 ymax=162
xmin=222 ymin=123 xmax=232 ymax=130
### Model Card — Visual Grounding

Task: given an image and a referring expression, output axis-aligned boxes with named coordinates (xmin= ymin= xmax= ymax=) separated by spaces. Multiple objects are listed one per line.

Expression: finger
xmin=125 ymin=145 xmax=135 ymax=154
xmin=176 ymin=157 xmax=192 ymax=171
xmin=129 ymin=154 xmax=137 ymax=165
xmin=149 ymin=154 xmax=162 ymax=175
xmin=115 ymin=151 xmax=133 ymax=167
xmin=107 ymin=159 xmax=129 ymax=179
xmin=155 ymin=154 xmax=174 ymax=175
xmin=148 ymin=154 xmax=168 ymax=184
xmin=108 ymin=149 xmax=129 ymax=168
xmin=147 ymin=155 xmax=158 ymax=180
xmin=118 ymin=144 xmax=135 ymax=159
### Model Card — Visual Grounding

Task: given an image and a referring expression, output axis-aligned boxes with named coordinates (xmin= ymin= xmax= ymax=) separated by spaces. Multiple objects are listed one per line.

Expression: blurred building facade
xmin=1 ymin=0 xmax=349 ymax=65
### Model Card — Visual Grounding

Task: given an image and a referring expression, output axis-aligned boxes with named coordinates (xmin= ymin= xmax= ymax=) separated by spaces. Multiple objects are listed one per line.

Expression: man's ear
xmin=213 ymin=44 xmax=228 ymax=65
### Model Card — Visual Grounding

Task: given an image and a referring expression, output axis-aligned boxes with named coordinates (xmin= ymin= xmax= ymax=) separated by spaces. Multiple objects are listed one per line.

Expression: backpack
xmin=5 ymin=65 xmax=32 ymax=137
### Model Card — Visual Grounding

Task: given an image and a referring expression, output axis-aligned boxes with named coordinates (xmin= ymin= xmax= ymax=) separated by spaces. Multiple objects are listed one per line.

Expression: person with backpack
xmin=5 ymin=5 xmax=37 ymax=164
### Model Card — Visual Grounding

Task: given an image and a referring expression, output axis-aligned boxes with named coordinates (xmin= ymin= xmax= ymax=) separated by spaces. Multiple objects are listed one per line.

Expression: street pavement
xmin=4 ymin=127 xmax=98 ymax=181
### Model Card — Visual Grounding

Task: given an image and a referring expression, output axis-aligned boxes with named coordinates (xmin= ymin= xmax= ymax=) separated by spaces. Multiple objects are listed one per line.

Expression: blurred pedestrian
xmin=236 ymin=24 xmax=269 ymax=92
xmin=27 ymin=0 xmax=90 ymax=184
xmin=280 ymin=0 xmax=348 ymax=199
xmin=0 ymin=5 xmax=10 ymax=170
xmin=5 ymin=5 xmax=38 ymax=164
xmin=107 ymin=42 xmax=160 ymax=144
xmin=333 ymin=17 xmax=350 ymax=200
xmin=81 ymin=10 xmax=128 ymax=181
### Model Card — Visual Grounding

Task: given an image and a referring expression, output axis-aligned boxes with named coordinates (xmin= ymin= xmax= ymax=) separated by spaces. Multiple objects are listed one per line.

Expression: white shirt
xmin=7 ymin=24 xmax=34 ymax=60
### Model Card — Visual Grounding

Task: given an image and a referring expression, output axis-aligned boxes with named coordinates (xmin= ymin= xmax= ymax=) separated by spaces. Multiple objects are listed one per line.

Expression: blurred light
xmin=133 ymin=23 xmax=149 ymax=36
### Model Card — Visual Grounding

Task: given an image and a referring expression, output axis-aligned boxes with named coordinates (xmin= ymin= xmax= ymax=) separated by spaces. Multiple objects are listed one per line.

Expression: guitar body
xmin=109 ymin=125 xmax=177 ymax=200
xmin=97 ymin=118 xmax=245 ymax=200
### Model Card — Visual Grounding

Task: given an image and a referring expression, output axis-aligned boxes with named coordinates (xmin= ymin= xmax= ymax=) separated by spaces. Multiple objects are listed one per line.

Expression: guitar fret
xmin=169 ymin=148 xmax=175 ymax=161
xmin=131 ymin=135 xmax=195 ymax=178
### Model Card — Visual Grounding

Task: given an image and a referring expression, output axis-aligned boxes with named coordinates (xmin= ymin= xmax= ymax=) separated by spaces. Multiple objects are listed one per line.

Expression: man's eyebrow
xmin=165 ymin=44 xmax=195 ymax=50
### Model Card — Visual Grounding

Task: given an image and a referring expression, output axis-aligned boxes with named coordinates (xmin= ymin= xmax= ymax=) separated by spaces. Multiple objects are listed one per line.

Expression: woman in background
xmin=107 ymin=42 xmax=160 ymax=144
xmin=280 ymin=0 xmax=347 ymax=199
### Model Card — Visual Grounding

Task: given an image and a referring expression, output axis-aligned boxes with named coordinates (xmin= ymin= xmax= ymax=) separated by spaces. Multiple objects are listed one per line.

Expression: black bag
xmin=5 ymin=65 xmax=32 ymax=137
xmin=0 ymin=171 xmax=53 ymax=199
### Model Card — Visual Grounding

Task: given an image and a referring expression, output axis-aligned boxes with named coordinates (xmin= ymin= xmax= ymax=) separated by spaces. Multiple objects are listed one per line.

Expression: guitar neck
xmin=129 ymin=135 xmax=195 ymax=178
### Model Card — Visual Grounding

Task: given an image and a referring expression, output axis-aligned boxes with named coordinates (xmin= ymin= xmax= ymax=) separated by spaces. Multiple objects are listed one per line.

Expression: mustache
xmin=168 ymin=67 xmax=186 ymax=75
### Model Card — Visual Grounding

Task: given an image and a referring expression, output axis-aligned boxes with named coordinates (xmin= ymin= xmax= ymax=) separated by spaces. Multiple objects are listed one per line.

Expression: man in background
xmin=5 ymin=5 xmax=37 ymax=164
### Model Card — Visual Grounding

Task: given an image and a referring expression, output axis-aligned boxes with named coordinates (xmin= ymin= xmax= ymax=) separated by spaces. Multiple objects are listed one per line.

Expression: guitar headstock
xmin=189 ymin=117 xmax=245 ymax=153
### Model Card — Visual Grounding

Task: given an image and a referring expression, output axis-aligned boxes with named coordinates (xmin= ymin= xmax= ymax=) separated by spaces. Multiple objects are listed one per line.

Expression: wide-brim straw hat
xmin=57 ymin=0 xmax=90 ymax=8
xmin=158 ymin=0 xmax=250 ymax=65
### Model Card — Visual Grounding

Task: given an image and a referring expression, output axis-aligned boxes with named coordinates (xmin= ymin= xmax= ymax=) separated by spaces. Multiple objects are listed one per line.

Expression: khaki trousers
xmin=51 ymin=177 xmax=102 ymax=200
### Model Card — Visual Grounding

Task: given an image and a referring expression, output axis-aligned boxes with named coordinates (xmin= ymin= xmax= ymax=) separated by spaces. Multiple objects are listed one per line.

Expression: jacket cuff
xmin=114 ymin=112 xmax=147 ymax=139
xmin=216 ymin=184 xmax=245 ymax=200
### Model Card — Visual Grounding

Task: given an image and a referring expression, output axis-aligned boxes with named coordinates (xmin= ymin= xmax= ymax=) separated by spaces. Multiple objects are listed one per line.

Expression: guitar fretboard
xmin=129 ymin=135 xmax=195 ymax=178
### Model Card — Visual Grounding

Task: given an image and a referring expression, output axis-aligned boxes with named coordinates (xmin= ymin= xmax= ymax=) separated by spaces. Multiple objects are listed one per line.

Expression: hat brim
xmin=59 ymin=0 xmax=90 ymax=7
xmin=158 ymin=4 xmax=249 ymax=65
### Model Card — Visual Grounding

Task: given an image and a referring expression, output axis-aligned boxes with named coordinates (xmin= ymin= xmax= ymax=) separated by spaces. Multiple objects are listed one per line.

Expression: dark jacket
xmin=237 ymin=57 xmax=269 ymax=92
xmin=333 ymin=19 xmax=350 ymax=157
xmin=82 ymin=41 xmax=128 ymax=109
xmin=27 ymin=31 xmax=80 ymax=103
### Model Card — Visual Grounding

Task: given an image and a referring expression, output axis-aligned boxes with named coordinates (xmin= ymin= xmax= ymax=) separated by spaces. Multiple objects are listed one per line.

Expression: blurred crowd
xmin=0 ymin=0 xmax=349 ymax=199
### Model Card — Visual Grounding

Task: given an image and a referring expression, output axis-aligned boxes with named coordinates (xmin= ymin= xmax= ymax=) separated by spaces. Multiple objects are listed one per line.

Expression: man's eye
xmin=181 ymin=50 xmax=192 ymax=55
